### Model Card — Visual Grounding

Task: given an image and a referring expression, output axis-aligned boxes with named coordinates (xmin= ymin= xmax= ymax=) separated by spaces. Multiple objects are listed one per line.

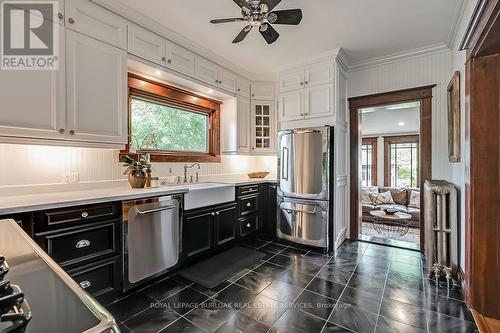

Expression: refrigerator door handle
xmin=281 ymin=147 xmax=289 ymax=181
xmin=283 ymin=207 xmax=316 ymax=215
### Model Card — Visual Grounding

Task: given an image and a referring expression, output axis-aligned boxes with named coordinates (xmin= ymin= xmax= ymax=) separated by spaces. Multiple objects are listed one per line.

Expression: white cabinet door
xmin=0 ymin=26 xmax=65 ymax=140
xmin=195 ymin=56 xmax=219 ymax=86
xmin=304 ymin=83 xmax=333 ymax=119
xmin=237 ymin=97 xmax=251 ymax=153
xmin=304 ymin=61 xmax=334 ymax=87
xmin=251 ymin=100 xmax=275 ymax=153
xmin=280 ymin=90 xmax=304 ymax=122
xmin=66 ymin=31 xmax=127 ymax=144
xmin=128 ymin=24 xmax=166 ymax=65
xmin=236 ymin=77 xmax=250 ymax=97
xmin=65 ymin=0 xmax=127 ymax=49
xmin=218 ymin=68 xmax=237 ymax=93
xmin=251 ymin=82 xmax=274 ymax=100
xmin=336 ymin=65 xmax=348 ymax=126
xmin=279 ymin=69 xmax=303 ymax=92
xmin=166 ymin=41 xmax=195 ymax=76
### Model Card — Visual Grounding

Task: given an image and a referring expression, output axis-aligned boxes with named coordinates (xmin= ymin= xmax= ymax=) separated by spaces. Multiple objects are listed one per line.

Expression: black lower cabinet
xmin=183 ymin=209 xmax=214 ymax=259
xmin=239 ymin=215 xmax=258 ymax=237
xmin=260 ymin=183 xmax=278 ymax=237
xmin=215 ymin=205 xmax=238 ymax=246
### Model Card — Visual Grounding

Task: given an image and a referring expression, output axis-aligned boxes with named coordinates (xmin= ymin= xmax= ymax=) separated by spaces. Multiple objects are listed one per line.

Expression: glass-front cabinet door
xmin=251 ymin=100 xmax=276 ymax=153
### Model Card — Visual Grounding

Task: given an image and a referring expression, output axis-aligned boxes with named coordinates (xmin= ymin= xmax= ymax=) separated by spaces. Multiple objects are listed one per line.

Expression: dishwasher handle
xmin=136 ymin=205 xmax=176 ymax=216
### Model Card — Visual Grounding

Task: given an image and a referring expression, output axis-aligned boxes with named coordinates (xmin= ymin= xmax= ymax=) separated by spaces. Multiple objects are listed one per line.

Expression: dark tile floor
xmin=106 ymin=238 xmax=478 ymax=333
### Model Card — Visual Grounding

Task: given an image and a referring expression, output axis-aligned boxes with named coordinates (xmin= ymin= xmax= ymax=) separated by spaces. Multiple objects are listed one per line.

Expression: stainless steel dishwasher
xmin=122 ymin=195 xmax=182 ymax=291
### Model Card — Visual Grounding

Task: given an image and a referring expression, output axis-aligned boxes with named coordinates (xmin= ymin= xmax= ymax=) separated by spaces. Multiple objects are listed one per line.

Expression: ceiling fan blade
xmin=233 ymin=0 xmax=250 ymax=9
xmin=210 ymin=17 xmax=245 ymax=24
xmin=259 ymin=23 xmax=279 ymax=44
xmin=233 ymin=25 xmax=252 ymax=43
xmin=262 ymin=0 xmax=281 ymax=11
xmin=268 ymin=9 xmax=302 ymax=25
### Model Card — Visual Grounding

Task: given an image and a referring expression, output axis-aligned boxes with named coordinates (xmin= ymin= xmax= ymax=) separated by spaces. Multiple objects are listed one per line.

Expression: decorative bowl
xmin=384 ymin=207 xmax=398 ymax=215
xmin=248 ymin=171 xmax=270 ymax=179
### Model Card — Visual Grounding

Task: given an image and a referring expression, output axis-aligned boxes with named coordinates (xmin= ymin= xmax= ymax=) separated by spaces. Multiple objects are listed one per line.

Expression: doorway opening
xmin=359 ymin=102 xmax=421 ymax=250
xmin=349 ymin=86 xmax=434 ymax=252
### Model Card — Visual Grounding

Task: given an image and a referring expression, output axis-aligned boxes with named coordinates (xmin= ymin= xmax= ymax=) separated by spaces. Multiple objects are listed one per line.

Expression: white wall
xmin=349 ymin=0 xmax=477 ymax=269
xmin=0 ymin=143 xmax=277 ymax=188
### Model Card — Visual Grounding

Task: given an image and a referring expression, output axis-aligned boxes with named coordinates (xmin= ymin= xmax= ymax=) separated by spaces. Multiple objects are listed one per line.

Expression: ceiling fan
xmin=210 ymin=0 xmax=303 ymax=44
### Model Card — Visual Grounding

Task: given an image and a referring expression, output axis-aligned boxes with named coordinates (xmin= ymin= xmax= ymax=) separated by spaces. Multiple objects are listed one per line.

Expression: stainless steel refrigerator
xmin=277 ymin=126 xmax=334 ymax=252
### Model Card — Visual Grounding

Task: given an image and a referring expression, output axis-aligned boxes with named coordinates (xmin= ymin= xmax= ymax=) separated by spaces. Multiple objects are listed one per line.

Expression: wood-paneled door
xmin=348 ymin=85 xmax=434 ymax=251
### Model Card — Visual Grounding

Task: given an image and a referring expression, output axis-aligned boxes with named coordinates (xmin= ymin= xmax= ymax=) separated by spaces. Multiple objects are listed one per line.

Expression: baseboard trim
xmin=471 ymin=309 xmax=500 ymax=333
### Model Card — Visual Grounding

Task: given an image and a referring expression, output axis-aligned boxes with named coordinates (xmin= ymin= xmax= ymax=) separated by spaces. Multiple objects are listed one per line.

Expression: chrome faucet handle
xmin=195 ymin=171 xmax=199 ymax=183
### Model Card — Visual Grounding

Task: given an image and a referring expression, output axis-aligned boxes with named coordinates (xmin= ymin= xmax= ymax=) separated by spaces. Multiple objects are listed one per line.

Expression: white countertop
xmin=0 ymin=175 xmax=277 ymax=215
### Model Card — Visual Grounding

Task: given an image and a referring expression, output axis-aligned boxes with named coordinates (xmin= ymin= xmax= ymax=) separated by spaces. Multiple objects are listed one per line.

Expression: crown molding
xmin=275 ymin=48 xmax=342 ymax=73
xmin=91 ymin=0 xmax=270 ymax=80
xmin=348 ymin=43 xmax=451 ymax=72
xmin=447 ymin=0 xmax=467 ymax=49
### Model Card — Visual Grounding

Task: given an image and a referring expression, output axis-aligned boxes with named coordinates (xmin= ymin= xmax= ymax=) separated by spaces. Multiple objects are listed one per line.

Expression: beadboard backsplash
xmin=0 ymin=144 xmax=277 ymax=188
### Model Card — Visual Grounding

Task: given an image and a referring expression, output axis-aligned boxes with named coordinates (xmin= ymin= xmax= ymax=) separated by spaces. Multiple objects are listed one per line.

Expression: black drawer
xmin=41 ymin=221 xmax=119 ymax=267
xmin=68 ymin=256 xmax=121 ymax=304
xmin=238 ymin=195 xmax=259 ymax=217
xmin=237 ymin=185 xmax=259 ymax=197
xmin=239 ymin=216 xmax=258 ymax=237
xmin=35 ymin=202 xmax=120 ymax=232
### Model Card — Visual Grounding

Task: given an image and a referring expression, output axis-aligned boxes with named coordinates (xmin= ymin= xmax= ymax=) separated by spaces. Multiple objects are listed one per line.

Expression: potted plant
xmin=122 ymin=132 xmax=158 ymax=188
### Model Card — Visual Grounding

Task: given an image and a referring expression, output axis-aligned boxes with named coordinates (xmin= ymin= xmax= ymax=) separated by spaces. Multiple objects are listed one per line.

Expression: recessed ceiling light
xmin=398 ymin=122 xmax=405 ymax=126
xmin=154 ymin=70 xmax=162 ymax=76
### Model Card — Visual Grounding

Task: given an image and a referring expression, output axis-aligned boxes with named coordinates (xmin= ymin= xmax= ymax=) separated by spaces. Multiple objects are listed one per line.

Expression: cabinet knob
xmin=58 ymin=128 xmax=65 ymax=134
xmin=237 ymin=88 xmax=241 ymax=92
xmin=305 ymin=81 xmax=309 ymax=84
xmin=69 ymin=129 xmax=75 ymax=135
xmin=216 ymin=211 xmax=220 ymax=215
xmin=76 ymin=239 xmax=91 ymax=249
xmin=211 ymin=212 xmax=216 ymax=216
xmin=57 ymin=12 xmax=64 ymax=19
xmin=300 ymin=82 xmax=304 ymax=85
xmin=246 ymin=202 xmax=252 ymax=207
xmin=68 ymin=17 xmax=75 ymax=24
xmin=167 ymin=59 xmax=172 ymax=64
xmin=81 ymin=211 xmax=89 ymax=218
xmin=252 ymin=94 xmax=255 ymax=97
xmin=79 ymin=281 xmax=91 ymax=289
xmin=246 ymin=223 xmax=251 ymax=228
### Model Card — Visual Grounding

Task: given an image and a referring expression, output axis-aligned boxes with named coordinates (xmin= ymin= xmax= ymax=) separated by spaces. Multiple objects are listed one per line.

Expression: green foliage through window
xmin=131 ymin=97 xmax=208 ymax=153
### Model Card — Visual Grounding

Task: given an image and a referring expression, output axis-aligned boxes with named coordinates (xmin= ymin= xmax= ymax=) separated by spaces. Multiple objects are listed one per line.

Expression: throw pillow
xmin=361 ymin=187 xmax=378 ymax=204
xmin=409 ymin=191 xmax=420 ymax=208
xmin=380 ymin=187 xmax=408 ymax=205
xmin=369 ymin=191 xmax=395 ymax=205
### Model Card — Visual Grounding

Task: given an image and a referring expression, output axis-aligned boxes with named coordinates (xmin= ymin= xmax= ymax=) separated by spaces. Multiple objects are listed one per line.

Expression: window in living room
xmin=361 ymin=137 xmax=377 ymax=186
xmin=385 ymin=136 xmax=419 ymax=188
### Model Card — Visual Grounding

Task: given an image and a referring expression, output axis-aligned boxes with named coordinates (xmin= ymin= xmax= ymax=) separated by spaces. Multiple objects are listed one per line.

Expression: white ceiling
xmin=115 ymin=0 xmax=462 ymax=76
xmin=361 ymin=103 xmax=420 ymax=136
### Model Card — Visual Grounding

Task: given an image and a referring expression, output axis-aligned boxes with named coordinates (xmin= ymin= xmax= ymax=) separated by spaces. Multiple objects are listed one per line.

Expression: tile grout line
xmin=372 ymin=266 xmax=390 ymax=333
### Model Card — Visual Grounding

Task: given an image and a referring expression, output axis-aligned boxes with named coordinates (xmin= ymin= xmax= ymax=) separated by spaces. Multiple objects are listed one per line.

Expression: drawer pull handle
xmin=246 ymin=223 xmax=251 ymax=228
xmin=246 ymin=202 xmax=252 ymax=207
xmin=81 ymin=212 xmax=89 ymax=218
xmin=76 ymin=239 xmax=91 ymax=248
xmin=79 ymin=281 xmax=91 ymax=289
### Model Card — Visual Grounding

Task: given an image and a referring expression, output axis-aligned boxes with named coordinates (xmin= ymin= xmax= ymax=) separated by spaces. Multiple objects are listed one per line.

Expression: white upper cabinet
xmin=66 ymin=31 xmax=127 ymax=144
xmin=128 ymin=24 xmax=165 ymax=64
xmin=65 ymin=0 xmax=127 ymax=49
xmin=195 ymin=56 xmax=219 ymax=86
xmin=165 ymin=42 xmax=195 ymax=76
xmin=280 ymin=90 xmax=303 ymax=122
xmin=280 ymin=69 xmax=304 ymax=93
xmin=218 ymin=68 xmax=237 ymax=93
xmin=279 ymin=60 xmax=336 ymax=124
xmin=304 ymin=61 xmax=334 ymax=87
xmin=236 ymin=77 xmax=250 ymax=97
xmin=251 ymin=82 xmax=274 ymax=101
xmin=305 ymin=84 xmax=333 ymax=119
xmin=251 ymin=100 xmax=276 ymax=153
xmin=0 ymin=25 xmax=65 ymax=141
xmin=237 ymin=97 xmax=251 ymax=153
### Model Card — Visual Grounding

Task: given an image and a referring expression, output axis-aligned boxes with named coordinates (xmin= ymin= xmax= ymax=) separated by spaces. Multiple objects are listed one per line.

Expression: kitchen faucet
xmin=184 ymin=163 xmax=200 ymax=183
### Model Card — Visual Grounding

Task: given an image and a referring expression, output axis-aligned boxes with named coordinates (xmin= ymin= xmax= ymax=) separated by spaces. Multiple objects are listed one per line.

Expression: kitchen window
xmin=123 ymin=74 xmax=221 ymax=162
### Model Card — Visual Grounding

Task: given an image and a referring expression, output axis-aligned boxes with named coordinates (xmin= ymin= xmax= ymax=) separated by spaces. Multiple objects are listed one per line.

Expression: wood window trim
xmin=361 ymin=137 xmax=378 ymax=186
xmin=349 ymin=85 xmax=434 ymax=251
xmin=120 ymin=73 xmax=221 ymax=163
xmin=383 ymin=135 xmax=420 ymax=187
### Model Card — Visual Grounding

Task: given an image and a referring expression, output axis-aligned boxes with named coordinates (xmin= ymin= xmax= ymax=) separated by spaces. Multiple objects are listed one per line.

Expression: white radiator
xmin=424 ymin=180 xmax=459 ymax=286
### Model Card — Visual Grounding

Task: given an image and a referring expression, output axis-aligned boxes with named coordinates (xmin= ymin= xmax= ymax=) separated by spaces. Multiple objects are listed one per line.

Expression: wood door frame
xmin=348 ymin=85 xmax=434 ymax=251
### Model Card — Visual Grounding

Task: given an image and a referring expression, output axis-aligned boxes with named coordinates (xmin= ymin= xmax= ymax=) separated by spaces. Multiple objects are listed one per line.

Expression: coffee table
xmin=369 ymin=210 xmax=412 ymax=239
